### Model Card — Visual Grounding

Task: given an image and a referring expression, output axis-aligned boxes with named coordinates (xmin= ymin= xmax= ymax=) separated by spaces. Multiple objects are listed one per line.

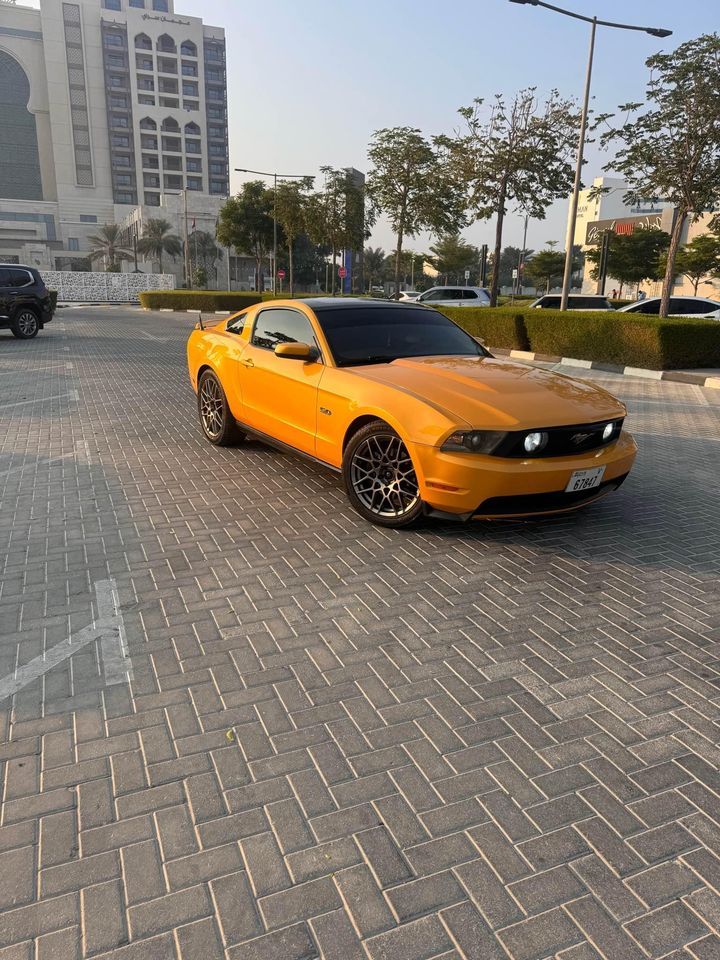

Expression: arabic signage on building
xmin=142 ymin=13 xmax=191 ymax=25
xmin=585 ymin=213 xmax=667 ymax=246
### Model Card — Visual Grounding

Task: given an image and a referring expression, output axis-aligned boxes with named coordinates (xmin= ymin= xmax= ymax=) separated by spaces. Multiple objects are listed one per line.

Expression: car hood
xmin=353 ymin=356 xmax=626 ymax=429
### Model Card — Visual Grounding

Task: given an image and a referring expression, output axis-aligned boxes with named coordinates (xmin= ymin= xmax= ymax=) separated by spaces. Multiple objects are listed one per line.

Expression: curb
xmin=490 ymin=347 xmax=720 ymax=391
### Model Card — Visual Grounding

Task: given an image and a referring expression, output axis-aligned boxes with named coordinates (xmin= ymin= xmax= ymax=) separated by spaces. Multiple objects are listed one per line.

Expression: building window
xmin=137 ymin=77 xmax=154 ymax=91
xmin=68 ymin=237 xmax=80 ymax=251
xmin=138 ymin=95 xmax=155 ymax=105
xmin=210 ymin=162 xmax=226 ymax=176
xmin=104 ymin=34 xmax=124 ymax=47
xmin=184 ymin=121 xmax=200 ymax=135
xmin=112 ymin=135 xmax=130 ymax=147
xmin=114 ymin=174 xmax=132 ymax=186
xmin=129 ymin=0 xmax=145 ymax=7
xmin=164 ymin=174 xmax=183 ymax=190
xmin=159 ymin=79 xmax=178 ymax=95
xmin=207 ymin=107 xmax=225 ymax=120
xmin=109 ymin=75 xmax=126 ymax=89
xmin=103 ymin=0 xmax=121 ymax=9
xmin=186 ymin=158 xmax=202 ymax=172
xmin=183 ymin=101 xmax=199 ymax=112
xmin=136 ymin=56 xmax=153 ymax=71
xmin=163 ymin=155 xmax=182 ymax=171
xmin=143 ymin=173 xmax=160 ymax=187
xmin=210 ymin=180 xmax=227 ymax=195
xmin=153 ymin=0 xmax=169 ymax=10
xmin=187 ymin=177 xmax=202 ymax=191
xmin=113 ymin=156 xmax=132 ymax=168
xmin=180 ymin=40 xmax=197 ymax=57
xmin=110 ymin=95 xmax=128 ymax=108
xmin=161 ymin=117 xmax=180 ymax=132
xmin=162 ymin=136 xmax=181 ymax=152
xmin=209 ymin=143 xmax=226 ymax=157
xmin=79 ymin=215 xmax=98 ymax=223
xmin=141 ymin=135 xmax=158 ymax=149
xmin=208 ymin=124 xmax=225 ymax=139
xmin=181 ymin=62 xmax=198 ymax=77
xmin=182 ymin=81 xmax=198 ymax=97
xmin=157 ymin=57 xmax=177 ymax=74
xmin=110 ymin=114 xmax=129 ymax=128
xmin=159 ymin=97 xmax=179 ymax=108
xmin=145 ymin=192 xmax=161 ymax=206
xmin=185 ymin=138 xmax=201 ymax=154
xmin=116 ymin=192 xmax=134 ymax=204
xmin=205 ymin=68 xmax=222 ymax=82
xmin=135 ymin=33 xmax=152 ymax=50
xmin=207 ymin=88 xmax=224 ymax=101
xmin=142 ymin=154 xmax=159 ymax=169
xmin=156 ymin=34 xmax=176 ymax=53
xmin=106 ymin=54 xmax=126 ymax=68
xmin=139 ymin=117 xmax=156 ymax=130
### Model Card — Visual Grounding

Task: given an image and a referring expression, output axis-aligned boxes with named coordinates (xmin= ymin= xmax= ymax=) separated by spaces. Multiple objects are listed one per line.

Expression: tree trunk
xmin=255 ymin=256 xmax=262 ymax=292
xmin=158 ymin=250 xmax=163 ymax=274
xmin=288 ymin=239 xmax=294 ymax=297
xmin=331 ymin=246 xmax=337 ymax=296
xmin=693 ymin=277 xmax=699 ymax=296
xmin=490 ymin=185 xmax=507 ymax=307
xmin=619 ymin=282 xmax=624 ymax=299
xmin=660 ymin=209 xmax=687 ymax=318
xmin=546 ymin=277 xmax=550 ymax=294
xmin=394 ymin=232 xmax=404 ymax=301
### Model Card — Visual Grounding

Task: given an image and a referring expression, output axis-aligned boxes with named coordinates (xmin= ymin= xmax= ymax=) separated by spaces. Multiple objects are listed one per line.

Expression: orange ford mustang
xmin=187 ymin=298 xmax=637 ymax=528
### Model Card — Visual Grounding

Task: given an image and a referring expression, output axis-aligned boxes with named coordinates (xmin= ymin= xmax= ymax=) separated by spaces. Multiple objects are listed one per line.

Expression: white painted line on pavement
xmin=3 ymin=390 xmax=79 ymax=409
xmin=0 ymin=579 xmax=133 ymax=701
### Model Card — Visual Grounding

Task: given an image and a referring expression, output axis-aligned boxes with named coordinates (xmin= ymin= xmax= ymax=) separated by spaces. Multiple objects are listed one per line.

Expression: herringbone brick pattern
xmin=1 ymin=308 xmax=719 ymax=959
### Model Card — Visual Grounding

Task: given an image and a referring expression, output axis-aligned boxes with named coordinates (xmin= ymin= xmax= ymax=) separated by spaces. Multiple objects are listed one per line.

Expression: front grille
xmin=476 ymin=474 xmax=628 ymax=517
xmin=494 ymin=419 xmax=624 ymax=458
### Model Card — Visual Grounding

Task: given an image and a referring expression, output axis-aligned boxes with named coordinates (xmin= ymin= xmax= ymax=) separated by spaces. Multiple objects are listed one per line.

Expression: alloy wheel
xmin=199 ymin=376 xmax=224 ymax=438
xmin=17 ymin=312 xmax=38 ymax=336
xmin=350 ymin=433 xmax=419 ymax=519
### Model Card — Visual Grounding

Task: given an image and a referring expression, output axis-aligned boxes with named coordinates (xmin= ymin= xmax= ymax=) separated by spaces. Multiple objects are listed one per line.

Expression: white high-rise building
xmin=0 ymin=0 xmax=229 ymax=280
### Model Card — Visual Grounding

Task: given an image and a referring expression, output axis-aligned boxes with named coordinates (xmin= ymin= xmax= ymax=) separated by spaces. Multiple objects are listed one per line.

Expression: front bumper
xmin=410 ymin=432 xmax=638 ymax=519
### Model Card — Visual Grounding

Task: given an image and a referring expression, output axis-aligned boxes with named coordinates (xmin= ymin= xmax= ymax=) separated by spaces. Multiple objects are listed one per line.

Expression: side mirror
xmin=274 ymin=342 xmax=318 ymax=361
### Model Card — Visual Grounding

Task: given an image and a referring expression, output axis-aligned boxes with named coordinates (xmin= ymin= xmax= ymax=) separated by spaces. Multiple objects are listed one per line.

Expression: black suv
xmin=0 ymin=264 xmax=54 ymax=339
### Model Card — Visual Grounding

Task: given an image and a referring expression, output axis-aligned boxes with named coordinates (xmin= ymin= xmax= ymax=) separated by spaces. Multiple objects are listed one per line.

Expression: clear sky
xmin=28 ymin=0 xmax=719 ymax=255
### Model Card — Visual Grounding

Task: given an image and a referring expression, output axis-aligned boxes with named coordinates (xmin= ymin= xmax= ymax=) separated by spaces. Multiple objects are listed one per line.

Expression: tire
xmin=11 ymin=308 xmax=39 ymax=339
xmin=342 ymin=420 xmax=423 ymax=528
xmin=197 ymin=370 xmax=246 ymax=446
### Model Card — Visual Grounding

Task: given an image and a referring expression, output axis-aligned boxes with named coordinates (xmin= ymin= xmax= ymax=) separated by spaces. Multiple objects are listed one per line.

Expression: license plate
xmin=565 ymin=467 xmax=605 ymax=493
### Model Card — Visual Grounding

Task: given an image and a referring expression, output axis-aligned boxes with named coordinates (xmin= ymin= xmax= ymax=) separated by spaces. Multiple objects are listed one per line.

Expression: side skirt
xmin=235 ymin=420 xmax=341 ymax=475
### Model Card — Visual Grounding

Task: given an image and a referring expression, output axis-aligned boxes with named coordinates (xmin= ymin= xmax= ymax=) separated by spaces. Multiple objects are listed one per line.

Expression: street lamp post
xmin=235 ymin=167 xmax=314 ymax=294
xmin=508 ymin=0 xmax=671 ymax=310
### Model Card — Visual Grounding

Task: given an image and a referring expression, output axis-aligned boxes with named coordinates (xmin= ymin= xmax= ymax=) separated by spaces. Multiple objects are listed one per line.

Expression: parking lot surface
xmin=1 ymin=306 xmax=720 ymax=960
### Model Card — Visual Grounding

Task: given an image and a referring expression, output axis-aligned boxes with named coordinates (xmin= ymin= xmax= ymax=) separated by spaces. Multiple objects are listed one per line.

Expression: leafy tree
xmin=137 ymin=219 xmax=182 ymax=274
xmin=191 ymin=230 xmax=221 ymax=284
xmin=599 ymin=35 xmax=720 ymax=316
xmin=364 ymin=246 xmax=386 ymax=292
xmin=429 ymin=235 xmax=480 ymax=284
xmin=87 ymin=224 xmax=133 ymax=272
xmin=665 ymin=232 xmax=720 ymax=295
xmin=525 ymin=249 xmax=566 ymax=293
xmin=440 ymin=89 xmax=578 ymax=305
xmin=192 ymin=265 xmax=208 ymax=289
xmin=586 ymin=228 xmax=670 ymax=298
xmin=367 ymin=126 xmax=466 ymax=299
xmin=217 ymin=182 xmax=274 ymax=291
xmin=275 ymin=178 xmax=313 ymax=296
xmin=304 ymin=167 xmax=350 ymax=295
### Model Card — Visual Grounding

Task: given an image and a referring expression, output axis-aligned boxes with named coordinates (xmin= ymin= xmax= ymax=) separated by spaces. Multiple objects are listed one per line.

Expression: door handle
xmin=239 ymin=358 xmax=254 ymax=368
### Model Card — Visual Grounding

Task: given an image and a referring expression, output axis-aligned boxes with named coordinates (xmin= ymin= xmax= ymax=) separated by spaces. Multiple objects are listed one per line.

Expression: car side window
xmin=420 ymin=290 xmax=442 ymax=301
xmin=462 ymin=290 xmax=478 ymax=300
xmin=251 ymin=308 xmax=319 ymax=353
xmin=9 ymin=270 xmax=32 ymax=287
xmin=0 ymin=269 xmax=13 ymax=288
xmin=226 ymin=311 xmax=248 ymax=334
xmin=637 ymin=300 xmax=659 ymax=314
xmin=675 ymin=299 xmax=715 ymax=315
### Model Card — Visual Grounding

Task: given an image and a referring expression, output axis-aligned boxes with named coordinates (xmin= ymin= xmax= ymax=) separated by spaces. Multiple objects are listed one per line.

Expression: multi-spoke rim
xmin=350 ymin=433 xmax=419 ymax=518
xmin=199 ymin=376 xmax=224 ymax=438
xmin=17 ymin=312 xmax=37 ymax=336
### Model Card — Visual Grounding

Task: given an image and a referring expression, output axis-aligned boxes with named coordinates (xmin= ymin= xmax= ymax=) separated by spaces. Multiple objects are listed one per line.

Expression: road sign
xmin=277 ymin=269 xmax=286 ymax=280
xmin=464 ymin=270 xmax=470 ymax=280
xmin=338 ymin=267 xmax=347 ymax=279
xmin=512 ymin=268 xmax=519 ymax=279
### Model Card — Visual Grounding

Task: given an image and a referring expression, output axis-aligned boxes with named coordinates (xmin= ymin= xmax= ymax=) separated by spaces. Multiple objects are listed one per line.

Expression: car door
xmin=0 ymin=268 xmax=12 ymax=318
xmin=239 ymin=306 xmax=325 ymax=455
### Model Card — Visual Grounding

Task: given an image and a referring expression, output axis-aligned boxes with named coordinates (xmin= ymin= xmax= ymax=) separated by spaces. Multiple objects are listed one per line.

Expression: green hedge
xmin=438 ymin=306 xmax=720 ymax=370
xmin=49 ymin=290 xmax=58 ymax=312
xmin=138 ymin=290 xmax=262 ymax=311
xmin=436 ymin=306 xmax=531 ymax=351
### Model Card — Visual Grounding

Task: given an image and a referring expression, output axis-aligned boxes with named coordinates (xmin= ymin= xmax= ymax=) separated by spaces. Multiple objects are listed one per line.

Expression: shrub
xmin=524 ymin=309 xmax=720 ymax=370
xmin=436 ymin=306 xmax=530 ymax=351
xmin=139 ymin=290 xmax=262 ymax=311
xmin=49 ymin=290 xmax=58 ymax=313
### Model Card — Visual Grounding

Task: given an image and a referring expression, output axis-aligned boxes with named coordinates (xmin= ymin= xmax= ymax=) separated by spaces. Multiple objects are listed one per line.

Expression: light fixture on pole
xmin=235 ymin=167 xmax=315 ymax=294
xmin=508 ymin=0 xmax=671 ymax=310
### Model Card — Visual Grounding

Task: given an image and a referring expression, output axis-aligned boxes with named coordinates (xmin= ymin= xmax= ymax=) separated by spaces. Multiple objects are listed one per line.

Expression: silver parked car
xmin=528 ymin=295 xmax=614 ymax=311
xmin=617 ymin=296 xmax=720 ymax=317
xmin=415 ymin=286 xmax=491 ymax=308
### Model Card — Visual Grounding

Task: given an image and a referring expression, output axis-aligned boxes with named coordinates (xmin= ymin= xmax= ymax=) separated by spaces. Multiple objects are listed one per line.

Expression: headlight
xmin=524 ymin=431 xmax=548 ymax=454
xmin=441 ymin=430 xmax=508 ymax=454
xmin=603 ymin=422 xmax=615 ymax=441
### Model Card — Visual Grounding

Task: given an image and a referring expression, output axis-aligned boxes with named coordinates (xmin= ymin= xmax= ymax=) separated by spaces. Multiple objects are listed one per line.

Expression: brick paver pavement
xmin=1 ymin=306 xmax=720 ymax=959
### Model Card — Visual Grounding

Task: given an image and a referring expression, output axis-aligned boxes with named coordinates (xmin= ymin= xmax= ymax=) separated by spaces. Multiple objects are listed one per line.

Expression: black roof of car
xmin=298 ymin=297 xmax=431 ymax=311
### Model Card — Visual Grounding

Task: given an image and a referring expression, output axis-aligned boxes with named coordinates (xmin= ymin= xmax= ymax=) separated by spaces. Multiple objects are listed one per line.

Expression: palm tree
xmin=137 ymin=218 xmax=182 ymax=274
xmin=192 ymin=230 xmax=221 ymax=285
xmin=363 ymin=246 xmax=386 ymax=293
xmin=87 ymin=224 xmax=132 ymax=272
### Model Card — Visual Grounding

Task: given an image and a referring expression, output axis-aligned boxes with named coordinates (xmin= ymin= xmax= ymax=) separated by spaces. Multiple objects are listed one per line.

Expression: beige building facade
xmin=0 ymin=0 xmax=229 ymax=283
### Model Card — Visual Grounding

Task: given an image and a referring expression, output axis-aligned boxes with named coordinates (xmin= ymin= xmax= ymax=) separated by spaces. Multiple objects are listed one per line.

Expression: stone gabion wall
xmin=40 ymin=272 xmax=176 ymax=303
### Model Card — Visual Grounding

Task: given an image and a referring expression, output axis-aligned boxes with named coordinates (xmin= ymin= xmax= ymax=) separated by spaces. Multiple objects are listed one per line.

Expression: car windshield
xmin=315 ymin=306 xmax=487 ymax=367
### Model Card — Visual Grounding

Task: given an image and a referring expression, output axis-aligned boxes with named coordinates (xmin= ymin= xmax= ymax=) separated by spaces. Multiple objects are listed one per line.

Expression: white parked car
xmin=415 ymin=286 xmax=491 ymax=308
xmin=617 ymin=296 xmax=720 ymax=317
xmin=397 ymin=290 xmax=421 ymax=301
xmin=528 ymin=295 xmax=614 ymax=311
